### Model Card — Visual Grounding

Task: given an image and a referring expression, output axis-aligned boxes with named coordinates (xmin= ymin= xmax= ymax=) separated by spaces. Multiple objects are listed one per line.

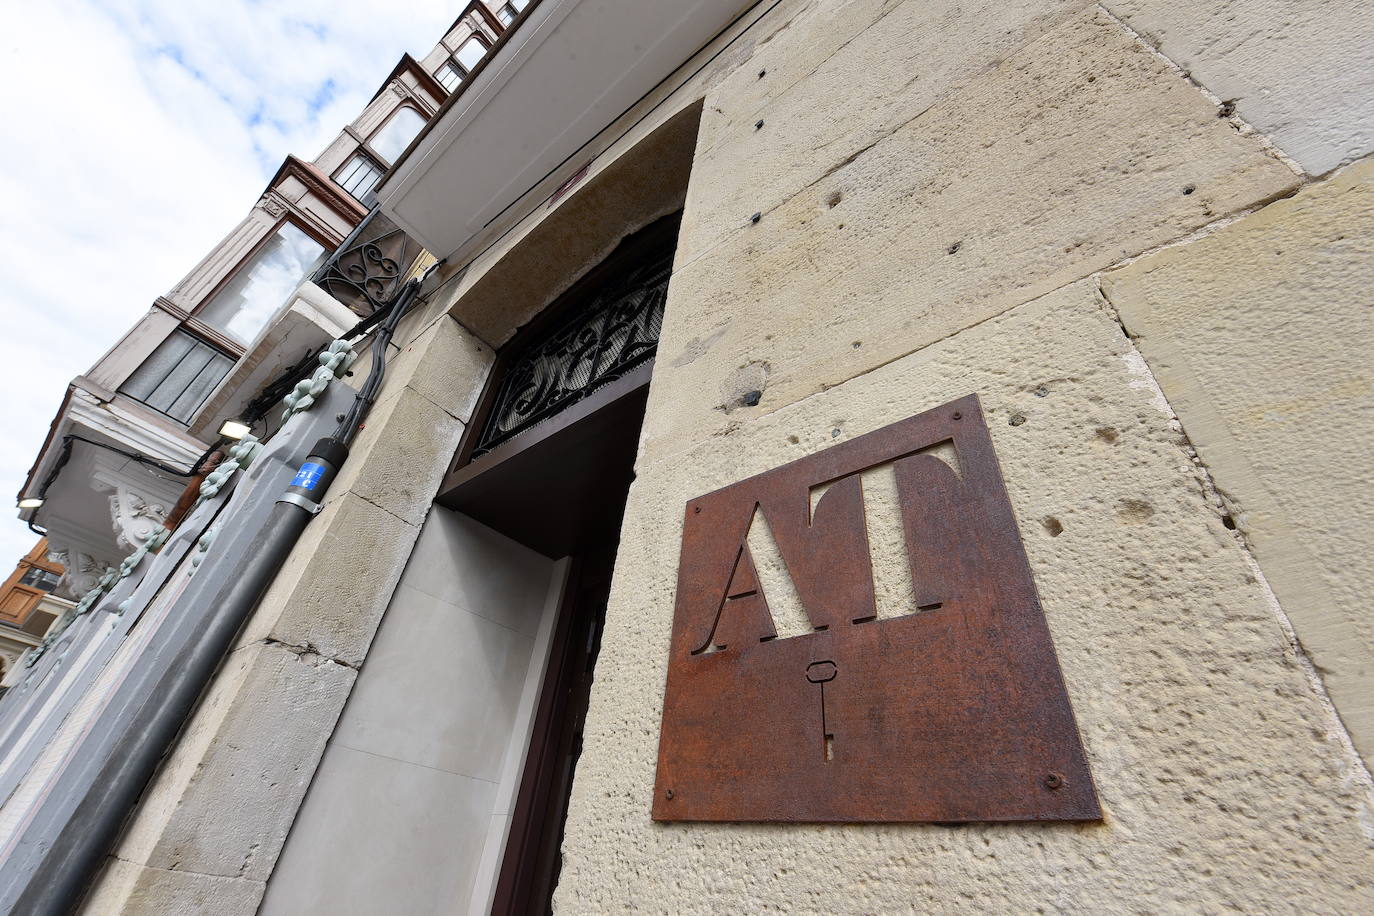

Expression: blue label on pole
xmin=291 ymin=462 xmax=327 ymax=490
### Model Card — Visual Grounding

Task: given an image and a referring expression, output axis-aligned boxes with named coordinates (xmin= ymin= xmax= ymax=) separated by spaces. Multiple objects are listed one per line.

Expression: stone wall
xmin=554 ymin=0 xmax=1374 ymax=913
xmin=80 ymin=1 xmax=1374 ymax=912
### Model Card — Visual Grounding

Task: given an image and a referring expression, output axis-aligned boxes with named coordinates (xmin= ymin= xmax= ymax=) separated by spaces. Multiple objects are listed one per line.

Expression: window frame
xmin=333 ymin=150 xmax=386 ymax=201
xmin=118 ymin=328 xmax=239 ymax=425
xmin=186 ymin=215 xmax=334 ymax=354
xmin=434 ymin=33 xmax=492 ymax=92
xmin=18 ymin=566 xmax=61 ymax=592
xmin=361 ymin=103 xmax=429 ymax=166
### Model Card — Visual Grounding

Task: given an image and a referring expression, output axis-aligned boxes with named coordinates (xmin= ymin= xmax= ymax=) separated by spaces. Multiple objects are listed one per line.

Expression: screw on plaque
xmin=1043 ymin=772 xmax=1065 ymax=790
xmin=665 ymin=788 xmax=675 ymax=799
xmin=806 ymin=661 xmax=839 ymax=762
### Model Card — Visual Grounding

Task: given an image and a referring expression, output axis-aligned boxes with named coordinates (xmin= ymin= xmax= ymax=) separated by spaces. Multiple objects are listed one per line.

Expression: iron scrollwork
xmin=312 ymin=207 xmax=420 ymax=317
xmin=473 ymin=251 xmax=672 ymax=458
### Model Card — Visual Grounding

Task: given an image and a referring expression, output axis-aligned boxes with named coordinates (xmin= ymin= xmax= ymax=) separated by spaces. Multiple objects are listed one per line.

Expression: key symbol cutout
xmin=806 ymin=660 xmax=838 ymax=762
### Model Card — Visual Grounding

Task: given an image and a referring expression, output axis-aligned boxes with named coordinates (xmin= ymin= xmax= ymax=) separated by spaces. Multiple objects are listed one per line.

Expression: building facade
xmin=0 ymin=541 xmax=70 ymax=683
xmin=3 ymin=0 xmax=1373 ymax=913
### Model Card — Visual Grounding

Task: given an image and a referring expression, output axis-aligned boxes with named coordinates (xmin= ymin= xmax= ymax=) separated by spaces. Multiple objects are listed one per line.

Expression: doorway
xmin=437 ymin=213 xmax=681 ymax=914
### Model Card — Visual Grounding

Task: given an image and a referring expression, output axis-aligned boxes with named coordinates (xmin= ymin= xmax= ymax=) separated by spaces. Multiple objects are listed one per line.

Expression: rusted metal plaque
xmin=653 ymin=394 xmax=1099 ymax=822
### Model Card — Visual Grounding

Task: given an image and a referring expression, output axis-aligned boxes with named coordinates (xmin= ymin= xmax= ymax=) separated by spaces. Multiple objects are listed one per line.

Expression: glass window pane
xmin=435 ymin=61 xmax=462 ymax=91
xmin=511 ymin=0 xmax=528 ymax=11
xmin=369 ymin=107 xmax=426 ymax=164
xmin=165 ymin=349 xmax=232 ymax=420
xmin=145 ymin=345 xmax=215 ymax=414
xmin=120 ymin=331 xmax=236 ymax=423
xmin=497 ymin=7 xmax=515 ymax=26
xmin=197 ymin=223 xmax=326 ymax=345
xmin=19 ymin=567 xmax=59 ymax=592
xmin=121 ymin=331 xmax=194 ymax=401
xmin=455 ymin=37 xmax=486 ymax=72
xmin=335 ymin=152 xmax=382 ymax=199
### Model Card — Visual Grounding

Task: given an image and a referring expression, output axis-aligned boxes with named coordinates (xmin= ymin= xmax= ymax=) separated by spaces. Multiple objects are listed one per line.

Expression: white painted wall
xmin=260 ymin=506 xmax=564 ymax=915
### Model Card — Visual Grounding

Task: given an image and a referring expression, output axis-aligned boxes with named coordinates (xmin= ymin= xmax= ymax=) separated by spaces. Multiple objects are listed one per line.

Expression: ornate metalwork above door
xmin=653 ymin=394 xmax=1100 ymax=823
xmin=471 ymin=248 xmax=671 ymax=459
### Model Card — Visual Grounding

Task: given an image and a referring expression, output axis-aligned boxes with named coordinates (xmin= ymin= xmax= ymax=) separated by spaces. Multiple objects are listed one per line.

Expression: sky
xmin=0 ymin=0 xmax=464 ymax=567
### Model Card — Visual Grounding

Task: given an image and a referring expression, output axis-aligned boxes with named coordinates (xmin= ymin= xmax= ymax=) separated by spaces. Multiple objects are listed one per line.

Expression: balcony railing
xmin=311 ymin=206 xmax=424 ymax=316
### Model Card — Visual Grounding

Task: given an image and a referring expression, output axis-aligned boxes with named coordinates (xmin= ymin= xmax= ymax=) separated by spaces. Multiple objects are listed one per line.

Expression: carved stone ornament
xmin=48 ymin=549 xmax=107 ymax=598
xmin=109 ymin=487 xmax=168 ymax=553
xmin=258 ymin=195 xmax=288 ymax=218
xmin=389 ymin=79 xmax=410 ymax=99
xmin=653 ymin=394 xmax=1100 ymax=823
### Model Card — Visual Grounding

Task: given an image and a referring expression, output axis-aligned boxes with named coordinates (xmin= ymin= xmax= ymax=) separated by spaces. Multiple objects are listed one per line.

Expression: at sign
xmin=653 ymin=394 xmax=1099 ymax=823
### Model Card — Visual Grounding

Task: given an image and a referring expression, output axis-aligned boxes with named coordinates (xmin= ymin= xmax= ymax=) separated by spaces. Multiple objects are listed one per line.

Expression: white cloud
xmin=0 ymin=0 xmax=460 ymax=566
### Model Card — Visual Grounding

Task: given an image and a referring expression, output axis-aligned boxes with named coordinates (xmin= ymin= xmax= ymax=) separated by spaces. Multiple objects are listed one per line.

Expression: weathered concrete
xmin=558 ymin=279 xmax=1374 ymax=914
xmin=1106 ymin=0 xmax=1374 ymax=175
xmin=642 ymin=4 xmax=1298 ymax=465
xmin=1102 ymin=157 xmax=1374 ymax=765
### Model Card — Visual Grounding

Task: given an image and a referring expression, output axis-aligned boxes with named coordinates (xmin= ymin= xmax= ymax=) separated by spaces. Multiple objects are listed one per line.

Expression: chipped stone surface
xmin=1105 ymin=0 xmax=1374 ymax=175
xmin=1102 ymin=158 xmax=1374 ymax=764
xmin=644 ymin=5 xmax=1297 ymax=466
xmin=107 ymin=643 xmax=354 ymax=887
xmin=235 ymin=491 xmax=418 ymax=667
xmin=83 ymin=858 xmax=264 ymax=916
xmin=559 ymin=280 xmax=1374 ymax=913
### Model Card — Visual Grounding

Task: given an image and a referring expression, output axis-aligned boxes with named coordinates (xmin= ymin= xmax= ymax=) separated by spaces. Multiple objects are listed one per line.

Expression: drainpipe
xmin=16 ymin=279 xmax=421 ymax=916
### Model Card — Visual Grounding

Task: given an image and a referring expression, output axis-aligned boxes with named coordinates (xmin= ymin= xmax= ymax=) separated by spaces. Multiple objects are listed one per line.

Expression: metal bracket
xmin=276 ymin=492 xmax=323 ymax=515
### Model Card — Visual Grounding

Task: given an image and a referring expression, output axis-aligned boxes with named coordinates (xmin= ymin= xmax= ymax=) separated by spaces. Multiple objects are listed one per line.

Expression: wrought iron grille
xmin=472 ymin=248 xmax=672 ymax=458
xmin=311 ymin=207 xmax=422 ymax=316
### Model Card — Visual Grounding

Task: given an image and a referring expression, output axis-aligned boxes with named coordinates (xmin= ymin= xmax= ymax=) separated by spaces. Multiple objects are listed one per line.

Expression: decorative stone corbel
xmin=108 ymin=486 xmax=169 ymax=553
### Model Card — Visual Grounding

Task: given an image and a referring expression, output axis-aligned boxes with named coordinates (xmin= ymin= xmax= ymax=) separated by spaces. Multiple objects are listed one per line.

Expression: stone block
xmin=329 ymin=384 xmax=464 ymax=528
xmin=644 ymin=6 xmax=1298 ymax=465
xmin=643 ymin=3 xmax=1297 ymax=466
xmin=356 ymin=313 xmax=494 ymax=424
xmin=1105 ymin=0 xmax=1374 ymax=175
xmin=236 ymin=491 xmax=419 ymax=667
xmin=81 ymin=858 xmax=264 ymax=916
xmin=111 ymin=642 xmax=355 ymax=886
xmin=558 ymin=280 xmax=1374 ymax=914
xmin=1101 ymin=158 xmax=1374 ymax=763
xmin=685 ymin=0 xmax=1091 ymax=258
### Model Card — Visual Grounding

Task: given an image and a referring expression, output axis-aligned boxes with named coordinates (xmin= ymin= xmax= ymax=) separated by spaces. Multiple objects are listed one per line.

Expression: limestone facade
xmin=4 ymin=0 xmax=1372 ymax=913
